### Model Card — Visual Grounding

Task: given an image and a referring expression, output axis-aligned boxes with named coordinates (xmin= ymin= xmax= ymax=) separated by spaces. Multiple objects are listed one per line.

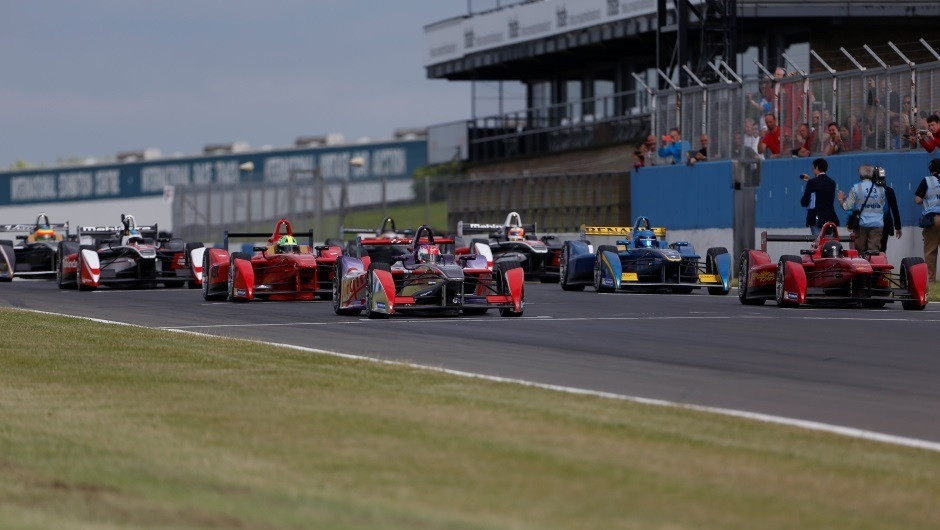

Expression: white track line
xmin=14 ymin=307 xmax=940 ymax=453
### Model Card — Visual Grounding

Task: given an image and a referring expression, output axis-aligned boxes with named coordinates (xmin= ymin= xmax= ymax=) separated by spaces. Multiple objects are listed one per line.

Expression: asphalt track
xmin=3 ymin=279 xmax=940 ymax=444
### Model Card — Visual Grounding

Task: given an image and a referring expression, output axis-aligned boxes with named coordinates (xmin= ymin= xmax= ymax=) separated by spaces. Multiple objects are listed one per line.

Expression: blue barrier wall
xmin=757 ymin=152 xmax=939 ymax=228
xmin=0 ymin=140 xmax=426 ymax=207
xmin=632 ymin=152 xmax=939 ymax=229
xmin=631 ymin=161 xmax=734 ymax=229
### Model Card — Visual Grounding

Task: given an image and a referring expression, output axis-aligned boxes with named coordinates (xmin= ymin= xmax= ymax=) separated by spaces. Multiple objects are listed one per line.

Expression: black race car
xmin=456 ymin=211 xmax=561 ymax=282
xmin=0 ymin=213 xmax=70 ymax=281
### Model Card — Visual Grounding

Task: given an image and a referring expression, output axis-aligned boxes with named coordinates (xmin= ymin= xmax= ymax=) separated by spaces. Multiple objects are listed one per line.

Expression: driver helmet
xmin=34 ymin=227 xmax=55 ymax=241
xmin=507 ymin=227 xmax=525 ymax=241
xmin=635 ymin=230 xmax=656 ymax=248
xmin=276 ymin=235 xmax=299 ymax=254
xmin=822 ymin=240 xmax=843 ymax=258
xmin=417 ymin=244 xmax=441 ymax=264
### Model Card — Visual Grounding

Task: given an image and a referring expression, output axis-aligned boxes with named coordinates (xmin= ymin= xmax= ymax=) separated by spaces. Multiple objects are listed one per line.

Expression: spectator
xmin=878 ymin=168 xmax=902 ymax=253
xmin=744 ymin=118 xmax=761 ymax=154
xmin=839 ymin=125 xmax=852 ymax=152
xmin=800 ymin=158 xmax=839 ymax=236
xmin=913 ymin=158 xmax=940 ymax=282
xmin=632 ymin=141 xmax=648 ymax=171
xmin=822 ymin=122 xmax=845 ymax=155
xmin=791 ymin=122 xmax=814 ymax=157
xmin=911 ymin=114 xmax=940 ymax=153
xmin=758 ymin=113 xmax=781 ymax=158
xmin=731 ymin=132 xmax=759 ymax=159
xmin=642 ymin=134 xmax=661 ymax=166
xmin=838 ymin=164 xmax=886 ymax=253
xmin=847 ymin=114 xmax=863 ymax=151
xmin=687 ymin=133 xmax=707 ymax=164
xmin=657 ymin=127 xmax=690 ymax=165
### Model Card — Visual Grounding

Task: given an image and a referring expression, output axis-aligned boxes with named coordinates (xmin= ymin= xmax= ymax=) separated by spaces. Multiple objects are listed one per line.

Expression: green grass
xmin=1 ymin=308 xmax=939 ymax=529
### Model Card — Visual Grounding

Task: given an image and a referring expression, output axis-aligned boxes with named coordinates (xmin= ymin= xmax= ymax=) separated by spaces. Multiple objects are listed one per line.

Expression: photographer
xmin=913 ymin=158 xmax=940 ymax=281
xmin=800 ymin=158 xmax=839 ymax=236
xmin=657 ymin=127 xmax=690 ymax=165
xmin=838 ymin=164 xmax=885 ymax=253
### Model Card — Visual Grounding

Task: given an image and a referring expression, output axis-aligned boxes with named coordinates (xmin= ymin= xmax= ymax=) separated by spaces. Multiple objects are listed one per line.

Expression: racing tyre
xmin=737 ymin=251 xmax=765 ymax=305
xmin=560 ymin=241 xmax=585 ymax=292
xmin=227 ymin=252 xmax=251 ymax=302
xmin=332 ymin=262 xmax=362 ymax=316
xmin=705 ymin=247 xmax=730 ymax=295
xmin=202 ymin=249 xmax=226 ymax=301
xmin=775 ymin=255 xmax=801 ymax=308
xmin=0 ymin=240 xmax=13 ymax=282
xmin=366 ymin=262 xmax=391 ymax=319
xmin=76 ymin=245 xmax=97 ymax=291
xmin=495 ymin=261 xmax=524 ymax=317
xmin=186 ymin=242 xmax=204 ymax=288
xmin=900 ymin=257 xmax=928 ymax=310
xmin=593 ymin=245 xmax=618 ymax=293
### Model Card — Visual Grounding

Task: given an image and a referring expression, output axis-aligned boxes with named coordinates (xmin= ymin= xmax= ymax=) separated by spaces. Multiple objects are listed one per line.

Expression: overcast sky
xmin=0 ymin=1 xmax=488 ymax=168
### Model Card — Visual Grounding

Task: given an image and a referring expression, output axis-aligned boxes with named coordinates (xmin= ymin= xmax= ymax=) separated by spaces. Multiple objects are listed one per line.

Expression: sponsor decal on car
xmin=63 ymin=257 xmax=78 ymax=270
xmin=236 ymin=289 xmax=246 ymax=296
xmin=621 ymin=272 xmax=638 ymax=282
xmin=754 ymin=271 xmax=775 ymax=284
xmin=698 ymin=273 xmax=719 ymax=283
xmin=786 ymin=291 xmax=798 ymax=300
xmin=376 ymin=301 xmax=386 ymax=310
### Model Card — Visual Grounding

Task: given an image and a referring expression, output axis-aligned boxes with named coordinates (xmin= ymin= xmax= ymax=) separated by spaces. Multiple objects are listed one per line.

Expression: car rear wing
xmin=760 ymin=231 xmax=855 ymax=252
xmin=78 ymin=224 xmax=158 ymax=236
xmin=1 ymin=222 xmax=70 ymax=242
xmin=580 ymin=225 xmax=667 ymax=240
xmin=456 ymin=221 xmax=539 ymax=239
xmin=223 ymin=228 xmax=315 ymax=250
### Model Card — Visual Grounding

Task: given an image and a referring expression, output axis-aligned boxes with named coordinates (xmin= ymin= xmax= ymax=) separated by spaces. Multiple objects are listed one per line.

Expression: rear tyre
xmin=332 ymin=262 xmax=362 ymax=316
xmin=775 ymin=255 xmax=802 ymax=308
xmin=738 ymin=251 xmax=765 ymax=305
xmin=366 ymin=262 xmax=392 ymax=319
xmin=227 ymin=252 xmax=251 ymax=302
xmin=593 ymin=245 xmax=618 ymax=293
xmin=496 ymin=261 xmax=524 ymax=317
xmin=560 ymin=241 xmax=585 ymax=292
xmin=900 ymin=257 xmax=927 ymax=310
xmin=706 ymin=247 xmax=730 ymax=295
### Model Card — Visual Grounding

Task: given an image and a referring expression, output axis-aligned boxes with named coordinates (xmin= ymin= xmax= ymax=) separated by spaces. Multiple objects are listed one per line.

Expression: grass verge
xmin=1 ymin=308 xmax=939 ymax=529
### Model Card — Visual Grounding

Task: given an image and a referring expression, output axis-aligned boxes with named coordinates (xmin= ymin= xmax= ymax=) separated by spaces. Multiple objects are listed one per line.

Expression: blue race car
xmin=559 ymin=216 xmax=731 ymax=294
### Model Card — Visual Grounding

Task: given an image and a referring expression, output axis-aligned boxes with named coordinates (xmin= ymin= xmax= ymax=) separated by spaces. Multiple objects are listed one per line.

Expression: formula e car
xmin=57 ymin=214 xmax=203 ymax=290
xmin=341 ymin=217 xmax=419 ymax=265
xmin=201 ymin=218 xmax=342 ymax=302
xmin=332 ymin=225 xmax=524 ymax=318
xmin=558 ymin=216 xmax=731 ymax=294
xmin=738 ymin=222 xmax=928 ymax=309
xmin=0 ymin=213 xmax=69 ymax=281
xmin=456 ymin=211 xmax=562 ymax=282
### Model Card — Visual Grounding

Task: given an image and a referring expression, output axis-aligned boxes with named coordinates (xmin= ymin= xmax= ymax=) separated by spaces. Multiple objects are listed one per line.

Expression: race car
xmin=738 ymin=222 xmax=929 ymax=309
xmin=558 ymin=216 xmax=731 ymax=294
xmin=201 ymin=218 xmax=342 ymax=302
xmin=57 ymin=214 xmax=203 ymax=290
xmin=341 ymin=217 xmax=420 ymax=265
xmin=456 ymin=211 xmax=562 ymax=282
xmin=332 ymin=225 xmax=524 ymax=318
xmin=0 ymin=213 xmax=69 ymax=281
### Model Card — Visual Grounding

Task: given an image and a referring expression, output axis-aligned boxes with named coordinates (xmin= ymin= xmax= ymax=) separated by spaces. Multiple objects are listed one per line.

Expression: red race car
xmin=738 ymin=222 xmax=928 ymax=309
xmin=201 ymin=219 xmax=342 ymax=302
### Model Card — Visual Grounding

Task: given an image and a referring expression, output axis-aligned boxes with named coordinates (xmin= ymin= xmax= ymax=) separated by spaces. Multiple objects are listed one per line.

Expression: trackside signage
xmin=0 ymin=140 xmax=426 ymax=206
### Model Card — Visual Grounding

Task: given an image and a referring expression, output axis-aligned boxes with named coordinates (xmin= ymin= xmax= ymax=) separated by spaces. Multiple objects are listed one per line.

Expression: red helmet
xmin=507 ymin=227 xmax=525 ymax=241
xmin=417 ymin=244 xmax=441 ymax=264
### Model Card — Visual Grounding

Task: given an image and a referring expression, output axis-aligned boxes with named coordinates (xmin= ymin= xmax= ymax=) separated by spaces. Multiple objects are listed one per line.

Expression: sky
xmin=0 ymin=0 xmax=489 ymax=168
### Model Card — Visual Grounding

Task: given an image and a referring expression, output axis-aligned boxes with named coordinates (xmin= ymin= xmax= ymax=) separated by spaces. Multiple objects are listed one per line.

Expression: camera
xmin=799 ymin=173 xmax=810 ymax=181
xmin=661 ymin=135 xmax=672 ymax=143
xmin=873 ymin=166 xmax=886 ymax=186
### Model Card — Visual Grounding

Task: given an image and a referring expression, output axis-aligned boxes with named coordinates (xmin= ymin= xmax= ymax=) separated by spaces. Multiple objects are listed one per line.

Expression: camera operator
xmin=913 ymin=158 xmax=940 ymax=281
xmin=838 ymin=164 xmax=886 ymax=253
xmin=800 ymin=158 xmax=839 ymax=236
xmin=876 ymin=168 xmax=902 ymax=253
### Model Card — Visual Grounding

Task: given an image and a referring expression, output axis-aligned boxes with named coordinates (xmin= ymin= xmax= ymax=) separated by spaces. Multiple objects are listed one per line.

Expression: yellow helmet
xmin=276 ymin=235 xmax=298 ymax=254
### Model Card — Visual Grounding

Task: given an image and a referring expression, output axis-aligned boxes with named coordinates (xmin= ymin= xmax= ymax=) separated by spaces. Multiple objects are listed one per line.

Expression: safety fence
xmin=447 ymin=171 xmax=630 ymax=233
